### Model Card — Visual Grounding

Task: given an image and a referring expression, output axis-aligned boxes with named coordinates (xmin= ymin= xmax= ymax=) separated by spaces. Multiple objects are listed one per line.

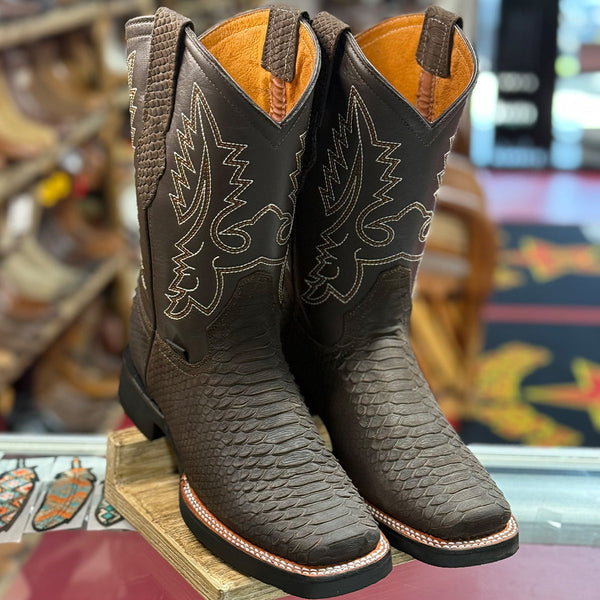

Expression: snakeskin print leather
xmin=285 ymin=10 xmax=512 ymax=544
xmin=128 ymin=285 xmax=153 ymax=379
xmin=124 ymin=6 xmax=384 ymax=571
xmin=416 ymin=6 xmax=462 ymax=77
xmin=135 ymin=8 xmax=192 ymax=210
xmin=286 ymin=267 xmax=510 ymax=541
xmin=261 ymin=5 xmax=306 ymax=82
xmin=146 ymin=272 xmax=380 ymax=565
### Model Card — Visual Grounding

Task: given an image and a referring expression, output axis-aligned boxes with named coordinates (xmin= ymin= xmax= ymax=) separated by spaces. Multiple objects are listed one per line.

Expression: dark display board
xmin=493 ymin=0 xmax=558 ymax=166
xmin=471 ymin=0 xmax=600 ymax=169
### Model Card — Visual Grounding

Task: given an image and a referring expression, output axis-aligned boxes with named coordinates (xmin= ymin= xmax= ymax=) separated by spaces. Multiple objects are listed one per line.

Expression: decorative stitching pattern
xmin=302 ymin=87 xmax=432 ymax=306
xmin=434 ymin=133 xmax=455 ymax=199
xmin=127 ymin=51 xmax=137 ymax=149
xmin=165 ymin=83 xmax=301 ymax=319
xmin=369 ymin=502 xmax=518 ymax=550
xmin=181 ymin=475 xmax=390 ymax=575
xmin=279 ymin=129 xmax=307 ymax=302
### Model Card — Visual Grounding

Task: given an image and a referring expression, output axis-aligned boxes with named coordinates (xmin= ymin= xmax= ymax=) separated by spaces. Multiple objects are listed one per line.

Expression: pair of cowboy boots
xmin=120 ymin=5 xmax=518 ymax=598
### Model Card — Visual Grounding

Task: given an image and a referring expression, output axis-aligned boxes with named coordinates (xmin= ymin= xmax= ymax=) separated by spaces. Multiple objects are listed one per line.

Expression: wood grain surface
xmin=105 ymin=427 xmax=411 ymax=600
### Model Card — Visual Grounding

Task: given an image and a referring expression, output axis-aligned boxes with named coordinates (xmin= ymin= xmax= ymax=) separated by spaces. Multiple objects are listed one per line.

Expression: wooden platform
xmin=105 ymin=427 xmax=411 ymax=600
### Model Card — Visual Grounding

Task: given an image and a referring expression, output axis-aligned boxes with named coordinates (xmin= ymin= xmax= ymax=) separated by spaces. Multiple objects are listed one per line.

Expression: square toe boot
xmin=119 ymin=6 xmax=391 ymax=597
xmin=284 ymin=6 xmax=519 ymax=568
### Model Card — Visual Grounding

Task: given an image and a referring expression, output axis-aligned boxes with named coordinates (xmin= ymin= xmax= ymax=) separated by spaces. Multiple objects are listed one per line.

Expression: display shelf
xmin=0 ymin=0 xmax=153 ymax=51
xmin=106 ymin=428 xmax=411 ymax=600
xmin=0 ymin=89 xmax=129 ymax=206
xmin=0 ymin=431 xmax=108 ymax=456
xmin=0 ymin=254 xmax=124 ymax=387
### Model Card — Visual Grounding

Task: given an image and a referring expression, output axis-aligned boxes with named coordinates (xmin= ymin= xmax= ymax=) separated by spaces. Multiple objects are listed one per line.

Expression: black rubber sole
xmin=180 ymin=494 xmax=391 ymax=598
xmin=377 ymin=518 xmax=519 ymax=568
xmin=118 ymin=347 xmax=393 ymax=598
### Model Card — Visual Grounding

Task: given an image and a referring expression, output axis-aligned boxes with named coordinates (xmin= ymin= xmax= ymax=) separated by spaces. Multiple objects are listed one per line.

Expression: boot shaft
xmin=126 ymin=7 xmax=321 ymax=365
xmin=292 ymin=7 xmax=477 ymax=345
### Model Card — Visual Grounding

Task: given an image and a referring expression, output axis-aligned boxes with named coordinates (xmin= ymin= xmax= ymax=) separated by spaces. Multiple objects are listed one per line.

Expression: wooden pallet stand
xmin=105 ymin=427 xmax=411 ymax=600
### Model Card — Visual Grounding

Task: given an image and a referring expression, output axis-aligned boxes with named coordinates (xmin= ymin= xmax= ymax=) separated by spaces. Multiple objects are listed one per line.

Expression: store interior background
xmin=1 ymin=0 xmax=598 ymax=447
xmin=0 ymin=0 xmax=599 ymax=597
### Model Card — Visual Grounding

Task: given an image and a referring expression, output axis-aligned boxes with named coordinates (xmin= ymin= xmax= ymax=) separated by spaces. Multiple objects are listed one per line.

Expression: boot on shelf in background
xmin=0 ymin=0 xmax=42 ymax=20
xmin=29 ymin=40 xmax=103 ymax=118
xmin=1 ymin=236 xmax=83 ymax=305
xmin=284 ymin=6 xmax=519 ymax=567
xmin=119 ymin=7 xmax=391 ymax=597
xmin=0 ymin=68 xmax=56 ymax=161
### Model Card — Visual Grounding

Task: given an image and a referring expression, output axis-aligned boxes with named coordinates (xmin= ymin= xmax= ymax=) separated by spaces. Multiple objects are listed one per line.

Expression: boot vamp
xmin=146 ymin=333 xmax=380 ymax=566
xmin=326 ymin=332 xmax=511 ymax=542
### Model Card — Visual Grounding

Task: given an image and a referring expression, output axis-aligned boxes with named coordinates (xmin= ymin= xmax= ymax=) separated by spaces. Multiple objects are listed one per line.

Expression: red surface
xmin=4 ymin=531 xmax=200 ymax=600
xmin=118 ymin=414 xmax=134 ymax=430
xmin=3 ymin=532 xmax=599 ymax=600
xmin=483 ymin=304 xmax=600 ymax=325
xmin=481 ymin=170 xmax=600 ymax=225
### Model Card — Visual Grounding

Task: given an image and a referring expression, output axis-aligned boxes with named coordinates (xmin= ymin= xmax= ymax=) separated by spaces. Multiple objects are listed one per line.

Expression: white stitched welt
xmin=368 ymin=503 xmax=518 ymax=550
xmin=181 ymin=475 xmax=390 ymax=576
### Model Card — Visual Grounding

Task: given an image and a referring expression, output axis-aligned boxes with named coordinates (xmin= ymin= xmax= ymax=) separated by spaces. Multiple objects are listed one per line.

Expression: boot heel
xmin=119 ymin=347 xmax=167 ymax=441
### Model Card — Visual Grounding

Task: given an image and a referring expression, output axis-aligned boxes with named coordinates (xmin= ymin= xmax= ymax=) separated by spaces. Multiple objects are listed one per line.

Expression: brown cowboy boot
xmin=119 ymin=6 xmax=391 ymax=597
xmin=284 ymin=6 xmax=519 ymax=568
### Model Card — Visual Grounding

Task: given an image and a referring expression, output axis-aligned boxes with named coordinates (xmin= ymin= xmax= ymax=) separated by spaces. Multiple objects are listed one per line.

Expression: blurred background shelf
xmin=0 ymin=0 xmax=154 ymax=51
xmin=0 ymin=99 xmax=126 ymax=205
xmin=0 ymin=254 xmax=124 ymax=388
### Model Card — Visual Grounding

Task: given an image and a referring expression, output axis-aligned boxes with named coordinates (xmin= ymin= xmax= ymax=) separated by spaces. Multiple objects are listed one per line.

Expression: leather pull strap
xmin=311 ymin=11 xmax=350 ymax=65
xmin=136 ymin=7 xmax=193 ymax=209
xmin=310 ymin=11 xmax=350 ymax=126
xmin=261 ymin=5 xmax=307 ymax=83
xmin=415 ymin=5 xmax=462 ymax=121
xmin=298 ymin=12 xmax=350 ymax=185
xmin=416 ymin=5 xmax=462 ymax=78
xmin=261 ymin=5 xmax=308 ymax=121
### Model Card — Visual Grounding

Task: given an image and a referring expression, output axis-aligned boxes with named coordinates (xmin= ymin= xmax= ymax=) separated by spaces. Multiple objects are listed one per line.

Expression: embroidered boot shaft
xmin=284 ymin=6 xmax=519 ymax=567
xmin=120 ymin=6 xmax=391 ymax=597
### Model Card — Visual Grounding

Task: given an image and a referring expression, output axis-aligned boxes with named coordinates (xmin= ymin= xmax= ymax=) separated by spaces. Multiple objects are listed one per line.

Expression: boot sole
xmin=367 ymin=502 xmax=519 ymax=568
xmin=119 ymin=347 xmax=393 ymax=598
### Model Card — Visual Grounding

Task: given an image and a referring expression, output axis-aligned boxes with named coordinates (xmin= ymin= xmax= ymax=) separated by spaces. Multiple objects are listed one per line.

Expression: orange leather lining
xmin=200 ymin=9 xmax=316 ymax=119
xmin=356 ymin=14 xmax=474 ymax=122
